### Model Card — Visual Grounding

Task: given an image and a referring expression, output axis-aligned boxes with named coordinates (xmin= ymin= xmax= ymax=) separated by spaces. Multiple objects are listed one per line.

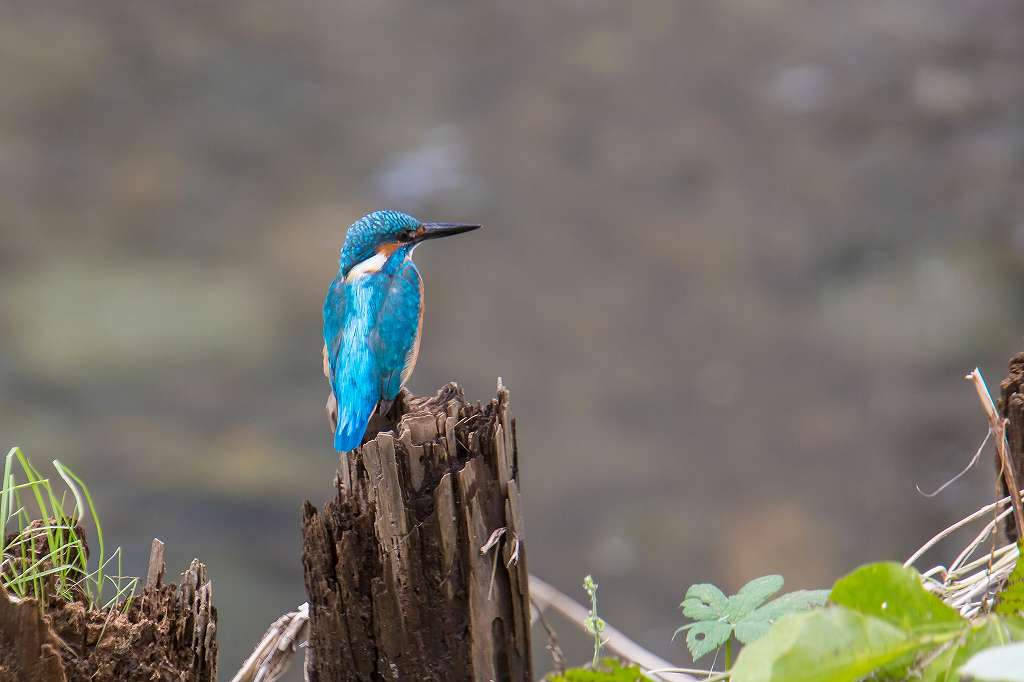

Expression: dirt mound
xmin=0 ymin=548 xmax=216 ymax=682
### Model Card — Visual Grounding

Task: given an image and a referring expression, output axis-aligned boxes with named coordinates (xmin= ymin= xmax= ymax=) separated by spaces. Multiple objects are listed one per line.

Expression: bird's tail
xmin=333 ymin=391 xmax=376 ymax=452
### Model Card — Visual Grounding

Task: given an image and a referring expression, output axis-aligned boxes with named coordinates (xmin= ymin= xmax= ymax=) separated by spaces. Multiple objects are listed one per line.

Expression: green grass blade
xmin=13 ymin=450 xmax=59 ymax=560
xmin=54 ymin=461 xmax=106 ymax=605
xmin=1 ymin=449 xmax=135 ymax=610
xmin=0 ymin=448 xmax=15 ymax=556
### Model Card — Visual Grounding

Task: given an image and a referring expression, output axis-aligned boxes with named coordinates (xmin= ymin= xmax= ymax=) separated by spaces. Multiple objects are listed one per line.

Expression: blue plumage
xmin=323 ymin=210 xmax=479 ymax=452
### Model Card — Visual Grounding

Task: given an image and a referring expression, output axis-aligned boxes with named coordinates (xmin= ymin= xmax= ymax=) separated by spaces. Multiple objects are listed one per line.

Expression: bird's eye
xmin=397 ymin=229 xmax=416 ymax=243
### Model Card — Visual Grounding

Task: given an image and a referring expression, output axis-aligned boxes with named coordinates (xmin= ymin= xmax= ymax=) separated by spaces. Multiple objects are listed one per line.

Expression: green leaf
xmin=681 ymin=583 xmax=728 ymax=620
xmin=546 ymin=658 xmax=645 ymax=681
xmin=686 ymin=619 xmax=732 ymax=661
xmin=734 ymin=618 xmax=772 ymax=645
xmin=919 ymin=616 xmax=1024 ymax=682
xmin=830 ymin=562 xmax=963 ymax=634
xmin=959 ymin=641 xmax=1024 ymax=681
xmin=730 ymin=607 xmax=924 ymax=682
xmin=735 ymin=590 xmax=831 ymax=644
xmin=727 ymin=575 xmax=784 ymax=621
xmin=996 ymin=541 xmax=1024 ymax=617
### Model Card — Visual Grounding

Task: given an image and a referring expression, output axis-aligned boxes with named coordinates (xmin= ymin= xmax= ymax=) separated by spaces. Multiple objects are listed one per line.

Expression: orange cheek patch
xmin=377 ymin=242 xmax=401 ymax=257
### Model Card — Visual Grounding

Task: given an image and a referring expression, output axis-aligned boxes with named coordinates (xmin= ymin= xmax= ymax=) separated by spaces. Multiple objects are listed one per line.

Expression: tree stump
xmin=0 ymin=539 xmax=217 ymax=682
xmin=998 ymin=353 xmax=1024 ymax=542
xmin=302 ymin=381 xmax=532 ymax=682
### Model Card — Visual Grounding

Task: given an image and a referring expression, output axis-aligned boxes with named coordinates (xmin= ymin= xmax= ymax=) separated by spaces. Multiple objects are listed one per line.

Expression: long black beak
xmin=417 ymin=222 xmax=481 ymax=242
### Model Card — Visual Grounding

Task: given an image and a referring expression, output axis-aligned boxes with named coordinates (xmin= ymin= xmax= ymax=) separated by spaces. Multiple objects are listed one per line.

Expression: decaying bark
xmin=998 ymin=354 xmax=1024 ymax=543
xmin=302 ymin=381 xmax=531 ymax=682
xmin=0 ymin=538 xmax=217 ymax=682
xmin=0 ymin=590 xmax=67 ymax=682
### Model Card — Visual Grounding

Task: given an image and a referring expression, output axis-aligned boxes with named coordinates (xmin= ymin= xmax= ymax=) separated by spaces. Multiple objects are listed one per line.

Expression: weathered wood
xmin=302 ymin=381 xmax=532 ymax=681
xmin=0 ymin=591 xmax=67 ymax=682
xmin=998 ymin=354 xmax=1024 ymax=542
xmin=146 ymin=537 xmax=167 ymax=588
xmin=0 ymin=543 xmax=217 ymax=682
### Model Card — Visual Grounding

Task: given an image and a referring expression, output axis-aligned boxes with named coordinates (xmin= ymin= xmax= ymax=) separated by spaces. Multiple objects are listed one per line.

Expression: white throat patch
xmin=345 ymin=252 xmax=388 ymax=282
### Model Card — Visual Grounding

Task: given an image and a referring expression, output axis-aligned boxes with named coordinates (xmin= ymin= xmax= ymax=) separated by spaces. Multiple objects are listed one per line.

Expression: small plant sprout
xmin=545 ymin=658 xmax=646 ymax=682
xmin=582 ymin=574 xmax=608 ymax=667
xmin=675 ymin=574 xmax=829 ymax=669
xmin=0 ymin=446 xmax=137 ymax=612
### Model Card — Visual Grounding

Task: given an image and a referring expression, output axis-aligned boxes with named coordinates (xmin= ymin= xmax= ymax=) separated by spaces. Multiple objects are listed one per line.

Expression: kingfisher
xmin=322 ymin=210 xmax=480 ymax=452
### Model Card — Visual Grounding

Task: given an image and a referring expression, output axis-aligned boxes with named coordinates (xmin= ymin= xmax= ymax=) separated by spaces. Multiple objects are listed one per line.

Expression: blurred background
xmin=2 ymin=0 xmax=1024 ymax=677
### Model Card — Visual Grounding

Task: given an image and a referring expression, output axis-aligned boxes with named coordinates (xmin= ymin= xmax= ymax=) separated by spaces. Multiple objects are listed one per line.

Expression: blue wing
xmin=371 ymin=260 xmax=423 ymax=402
xmin=323 ymin=275 xmax=346 ymax=377
xmin=324 ymin=275 xmax=373 ymax=451
xmin=328 ymin=285 xmax=380 ymax=450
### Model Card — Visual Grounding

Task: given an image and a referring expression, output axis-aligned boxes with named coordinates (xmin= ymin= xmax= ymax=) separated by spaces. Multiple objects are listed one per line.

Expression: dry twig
xmin=906 ymin=486 xmax=1023 ymax=618
xmin=966 ymin=368 xmax=1024 ymax=538
xmin=230 ymin=602 xmax=309 ymax=682
xmin=529 ymin=575 xmax=698 ymax=682
xmin=531 ymin=597 xmax=567 ymax=675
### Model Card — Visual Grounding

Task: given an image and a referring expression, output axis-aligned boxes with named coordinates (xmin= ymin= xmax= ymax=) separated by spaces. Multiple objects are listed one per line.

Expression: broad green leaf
xmin=959 ymin=641 xmax=1024 ymax=681
xmin=734 ymin=617 xmax=773 ymax=646
xmin=920 ymin=617 xmax=1024 ymax=682
xmin=830 ymin=562 xmax=963 ymax=634
xmin=727 ymin=575 xmax=785 ymax=621
xmin=680 ymin=583 xmax=728 ymax=620
xmin=735 ymin=590 xmax=831 ymax=644
xmin=996 ymin=542 xmax=1024 ymax=617
xmin=546 ymin=658 xmax=644 ymax=681
xmin=730 ymin=607 xmax=923 ymax=682
xmin=686 ymin=619 xmax=733 ymax=661
xmin=753 ymin=589 xmax=831 ymax=621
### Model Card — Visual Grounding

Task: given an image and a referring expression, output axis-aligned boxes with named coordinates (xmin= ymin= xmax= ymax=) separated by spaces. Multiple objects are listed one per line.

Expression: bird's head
xmin=338 ymin=210 xmax=480 ymax=280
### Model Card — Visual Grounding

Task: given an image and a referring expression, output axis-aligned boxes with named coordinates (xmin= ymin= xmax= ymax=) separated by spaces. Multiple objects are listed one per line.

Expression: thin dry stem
xmin=230 ymin=602 xmax=309 ymax=682
xmin=967 ymin=368 xmax=1024 ymax=539
xmin=531 ymin=598 xmax=567 ymax=675
xmin=904 ymin=489 xmax=1021 ymax=568
xmin=908 ymin=484 xmax=1022 ymax=617
xmin=529 ymin=575 xmax=697 ymax=682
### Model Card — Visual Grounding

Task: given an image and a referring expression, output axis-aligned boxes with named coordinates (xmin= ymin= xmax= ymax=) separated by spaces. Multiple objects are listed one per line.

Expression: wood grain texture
xmin=0 ymin=591 xmax=67 ymax=682
xmin=302 ymin=381 xmax=531 ymax=681
xmin=998 ymin=353 xmax=1024 ymax=542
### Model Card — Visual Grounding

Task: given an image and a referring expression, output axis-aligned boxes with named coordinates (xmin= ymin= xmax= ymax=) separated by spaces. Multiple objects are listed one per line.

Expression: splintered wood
xmin=302 ymin=381 xmax=531 ymax=682
xmin=997 ymin=357 xmax=1024 ymax=542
